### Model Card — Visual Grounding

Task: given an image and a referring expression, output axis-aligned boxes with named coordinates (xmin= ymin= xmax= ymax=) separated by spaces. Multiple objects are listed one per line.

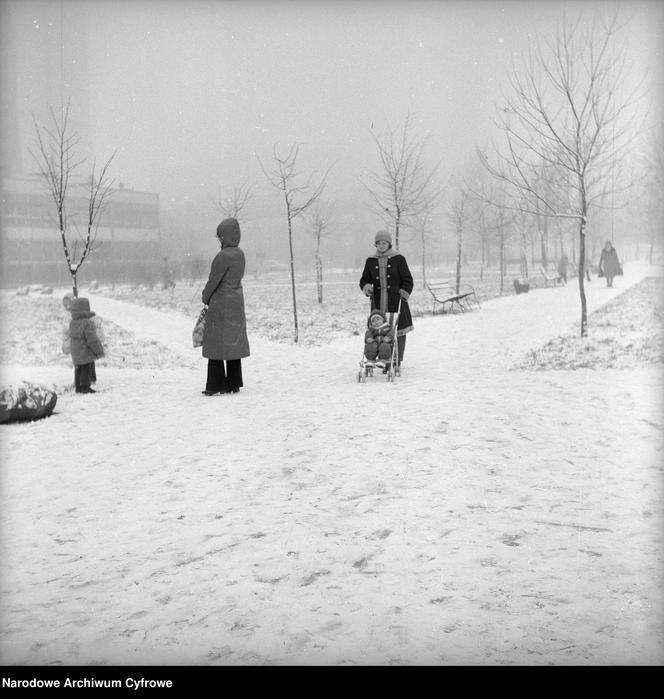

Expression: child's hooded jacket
xmin=69 ymin=297 xmax=105 ymax=365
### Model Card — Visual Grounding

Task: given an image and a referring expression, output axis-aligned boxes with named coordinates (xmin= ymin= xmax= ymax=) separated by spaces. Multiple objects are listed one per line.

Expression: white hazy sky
xmin=2 ymin=0 xmax=663 ymax=241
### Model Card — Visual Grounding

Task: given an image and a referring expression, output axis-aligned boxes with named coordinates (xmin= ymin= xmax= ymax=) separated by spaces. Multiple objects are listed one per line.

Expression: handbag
xmin=616 ymin=264 xmax=623 ymax=276
xmin=192 ymin=307 xmax=207 ymax=348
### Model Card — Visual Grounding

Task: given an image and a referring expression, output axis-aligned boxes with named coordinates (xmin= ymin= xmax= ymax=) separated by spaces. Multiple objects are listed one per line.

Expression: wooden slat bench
xmin=540 ymin=266 xmax=563 ymax=287
xmin=425 ymin=280 xmax=481 ymax=314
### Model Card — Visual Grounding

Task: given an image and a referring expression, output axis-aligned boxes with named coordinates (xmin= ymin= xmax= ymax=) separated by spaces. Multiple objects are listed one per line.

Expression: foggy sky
xmin=2 ymin=0 xmax=663 ymax=258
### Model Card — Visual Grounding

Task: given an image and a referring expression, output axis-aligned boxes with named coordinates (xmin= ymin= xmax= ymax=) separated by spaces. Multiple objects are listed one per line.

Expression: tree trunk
xmin=578 ymin=216 xmax=588 ymax=338
xmin=539 ymin=215 xmax=548 ymax=269
xmin=421 ymin=227 xmax=427 ymax=289
xmin=285 ymin=201 xmax=299 ymax=343
xmin=480 ymin=238 xmax=485 ymax=281
xmin=394 ymin=207 xmax=401 ymax=251
xmin=520 ymin=232 xmax=528 ymax=278
xmin=558 ymin=228 xmax=564 ymax=259
xmin=315 ymin=254 xmax=323 ymax=304
xmin=499 ymin=226 xmax=505 ymax=295
xmin=455 ymin=219 xmax=462 ymax=294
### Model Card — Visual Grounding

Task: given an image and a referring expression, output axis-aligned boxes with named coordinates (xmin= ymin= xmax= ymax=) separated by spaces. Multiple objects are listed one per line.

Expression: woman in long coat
xmin=201 ymin=218 xmax=250 ymax=395
xmin=359 ymin=229 xmax=414 ymax=366
xmin=598 ymin=239 xmax=622 ymax=288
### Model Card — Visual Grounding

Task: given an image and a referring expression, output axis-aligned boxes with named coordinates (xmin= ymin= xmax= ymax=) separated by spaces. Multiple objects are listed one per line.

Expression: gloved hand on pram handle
xmin=363 ymin=284 xmax=373 ymax=297
xmin=399 ymin=289 xmax=410 ymax=300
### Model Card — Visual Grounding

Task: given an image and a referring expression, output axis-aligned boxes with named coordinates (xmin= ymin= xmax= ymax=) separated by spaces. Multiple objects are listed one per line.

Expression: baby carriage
xmin=357 ymin=299 xmax=402 ymax=383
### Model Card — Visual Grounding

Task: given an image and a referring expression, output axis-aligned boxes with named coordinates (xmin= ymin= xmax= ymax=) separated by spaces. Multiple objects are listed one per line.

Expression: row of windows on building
xmin=1 ymin=190 xmax=160 ymax=229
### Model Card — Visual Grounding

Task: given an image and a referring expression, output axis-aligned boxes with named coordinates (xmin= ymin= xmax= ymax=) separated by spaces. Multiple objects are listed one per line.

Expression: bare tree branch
xmin=258 ymin=142 xmax=333 ymax=342
xmin=479 ymin=10 xmax=640 ymax=336
xmin=30 ymin=97 xmax=116 ymax=296
xmin=213 ymin=179 xmax=254 ymax=221
xmin=364 ymin=115 xmax=443 ymax=249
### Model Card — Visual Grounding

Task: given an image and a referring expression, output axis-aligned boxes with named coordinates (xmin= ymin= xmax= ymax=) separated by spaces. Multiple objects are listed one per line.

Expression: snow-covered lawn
xmin=1 ymin=262 xmax=662 ymax=665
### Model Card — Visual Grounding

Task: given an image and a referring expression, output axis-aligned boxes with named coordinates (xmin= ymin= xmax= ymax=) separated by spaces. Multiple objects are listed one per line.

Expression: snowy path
xmin=1 ymin=263 xmax=662 ymax=665
xmin=70 ymin=265 xmax=654 ymax=370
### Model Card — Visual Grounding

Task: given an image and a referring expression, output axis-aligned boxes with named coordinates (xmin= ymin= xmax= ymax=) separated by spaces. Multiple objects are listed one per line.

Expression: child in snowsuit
xmin=364 ymin=309 xmax=395 ymax=372
xmin=68 ymin=297 xmax=105 ymax=393
xmin=62 ymin=293 xmax=105 ymax=384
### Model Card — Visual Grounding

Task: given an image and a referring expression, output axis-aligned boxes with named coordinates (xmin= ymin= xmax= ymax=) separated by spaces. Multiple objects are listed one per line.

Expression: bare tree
xmin=479 ymin=12 xmax=639 ymax=336
xmin=364 ymin=115 xmax=442 ymax=250
xmin=447 ymin=186 xmax=478 ymax=295
xmin=31 ymin=99 xmax=116 ymax=297
xmin=259 ymin=143 xmax=330 ymax=342
xmin=305 ymin=200 xmax=334 ymax=304
xmin=641 ymin=130 xmax=664 ymax=264
xmin=415 ymin=206 xmax=438 ymax=290
xmin=213 ymin=179 xmax=253 ymax=222
xmin=474 ymin=204 xmax=493 ymax=280
xmin=515 ymin=209 xmax=534 ymax=279
xmin=467 ymin=163 xmax=517 ymax=289
xmin=491 ymin=207 xmax=518 ymax=294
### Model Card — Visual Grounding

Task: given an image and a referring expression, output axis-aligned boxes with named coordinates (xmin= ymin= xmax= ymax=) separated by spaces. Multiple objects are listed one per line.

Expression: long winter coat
xmin=599 ymin=245 xmax=621 ymax=277
xmin=201 ymin=219 xmax=250 ymax=361
xmin=359 ymin=249 xmax=414 ymax=335
xmin=69 ymin=297 xmax=105 ymax=365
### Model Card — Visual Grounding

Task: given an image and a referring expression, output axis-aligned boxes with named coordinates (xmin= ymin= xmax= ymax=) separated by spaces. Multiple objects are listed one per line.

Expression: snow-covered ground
xmin=1 ymin=262 xmax=662 ymax=665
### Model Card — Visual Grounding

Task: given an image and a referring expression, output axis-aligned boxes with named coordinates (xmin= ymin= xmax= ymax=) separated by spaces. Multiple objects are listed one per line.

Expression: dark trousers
xmin=397 ymin=335 xmax=406 ymax=363
xmin=75 ymin=363 xmax=93 ymax=390
xmin=206 ymin=359 xmax=243 ymax=392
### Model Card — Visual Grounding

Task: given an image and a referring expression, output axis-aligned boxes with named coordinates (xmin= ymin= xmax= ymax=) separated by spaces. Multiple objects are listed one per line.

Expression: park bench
xmin=539 ymin=266 xmax=563 ymax=287
xmin=425 ymin=280 xmax=481 ymax=314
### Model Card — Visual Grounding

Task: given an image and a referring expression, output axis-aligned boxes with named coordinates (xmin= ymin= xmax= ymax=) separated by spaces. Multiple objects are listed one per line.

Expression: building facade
xmin=1 ymin=177 xmax=161 ymax=287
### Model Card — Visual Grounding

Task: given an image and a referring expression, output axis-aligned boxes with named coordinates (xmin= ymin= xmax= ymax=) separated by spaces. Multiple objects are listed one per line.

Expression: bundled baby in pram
xmin=363 ymin=309 xmax=395 ymax=374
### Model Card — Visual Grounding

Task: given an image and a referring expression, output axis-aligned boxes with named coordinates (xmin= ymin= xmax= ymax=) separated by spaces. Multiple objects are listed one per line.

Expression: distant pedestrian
xmin=598 ymin=240 xmax=622 ymax=288
xmin=359 ymin=230 xmax=414 ymax=365
xmin=557 ymin=253 xmax=569 ymax=284
xmin=68 ymin=297 xmax=105 ymax=394
xmin=161 ymin=256 xmax=176 ymax=290
xmin=200 ymin=218 xmax=250 ymax=395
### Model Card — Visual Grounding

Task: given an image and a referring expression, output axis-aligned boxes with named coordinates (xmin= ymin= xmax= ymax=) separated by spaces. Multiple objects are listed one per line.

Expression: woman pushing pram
xmin=357 ymin=229 xmax=414 ymax=382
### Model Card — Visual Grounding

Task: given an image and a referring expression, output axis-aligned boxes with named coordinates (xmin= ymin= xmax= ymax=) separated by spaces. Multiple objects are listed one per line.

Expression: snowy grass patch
xmin=0 ymin=295 xmax=193 ymax=371
xmin=514 ymin=277 xmax=664 ymax=370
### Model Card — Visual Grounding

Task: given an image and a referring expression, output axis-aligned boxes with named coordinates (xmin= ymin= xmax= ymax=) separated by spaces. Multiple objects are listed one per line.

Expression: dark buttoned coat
xmin=359 ymin=250 xmax=414 ymax=334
